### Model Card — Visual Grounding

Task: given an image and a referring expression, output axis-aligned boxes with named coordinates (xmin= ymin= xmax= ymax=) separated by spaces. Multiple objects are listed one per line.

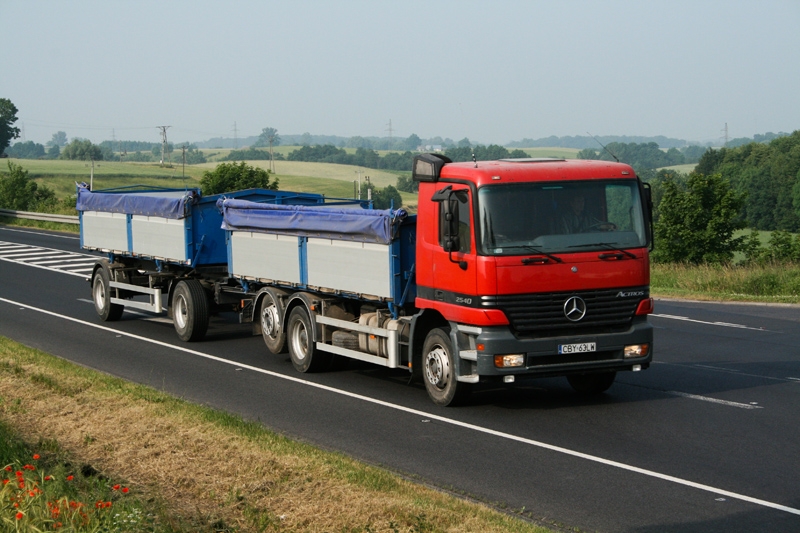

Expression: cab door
xmin=427 ymin=185 xmax=478 ymax=304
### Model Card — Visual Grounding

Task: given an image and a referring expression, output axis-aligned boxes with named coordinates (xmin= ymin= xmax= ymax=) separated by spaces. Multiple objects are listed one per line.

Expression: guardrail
xmin=0 ymin=209 xmax=79 ymax=225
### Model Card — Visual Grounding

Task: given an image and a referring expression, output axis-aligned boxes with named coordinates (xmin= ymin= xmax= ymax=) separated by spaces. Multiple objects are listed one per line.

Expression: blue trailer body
xmin=218 ymin=198 xmax=416 ymax=311
xmin=77 ymin=184 xmax=329 ymax=267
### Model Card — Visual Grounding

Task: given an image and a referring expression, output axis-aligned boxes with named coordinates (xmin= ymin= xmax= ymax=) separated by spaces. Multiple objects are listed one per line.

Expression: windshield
xmin=477 ymin=180 xmax=648 ymax=255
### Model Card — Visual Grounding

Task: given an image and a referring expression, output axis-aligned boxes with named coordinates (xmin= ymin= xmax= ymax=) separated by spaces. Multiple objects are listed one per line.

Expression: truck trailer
xmin=81 ymin=155 xmax=654 ymax=406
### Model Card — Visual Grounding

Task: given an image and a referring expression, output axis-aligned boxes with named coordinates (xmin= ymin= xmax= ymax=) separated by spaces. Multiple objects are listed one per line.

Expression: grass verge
xmin=651 ymin=262 xmax=800 ymax=304
xmin=0 ymin=337 xmax=553 ymax=533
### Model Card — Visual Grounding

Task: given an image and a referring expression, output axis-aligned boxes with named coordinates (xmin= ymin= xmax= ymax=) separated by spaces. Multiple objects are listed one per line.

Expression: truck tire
xmin=422 ymin=328 xmax=471 ymax=406
xmin=260 ymin=291 xmax=286 ymax=354
xmin=287 ymin=306 xmax=331 ymax=373
xmin=567 ymin=371 xmax=616 ymax=395
xmin=92 ymin=263 xmax=124 ymax=322
xmin=172 ymin=280 xmax=209 ymax=342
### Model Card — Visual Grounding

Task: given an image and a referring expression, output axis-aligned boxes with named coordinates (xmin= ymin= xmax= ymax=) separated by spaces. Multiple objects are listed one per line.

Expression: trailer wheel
xmin=422 ymin=328 xmax=471 ymax=406
xmin=567 ymin=371 xmax=616 ymax=395
xmin=173 ymin=280 xmax=209 ymax=342
xmin=92 ymin=263 xmax=124 ymax=322
xmin=287 ymin=306 xmax=330 ymax=373
xmin=260 ymin=292 xmax=286 ymax=354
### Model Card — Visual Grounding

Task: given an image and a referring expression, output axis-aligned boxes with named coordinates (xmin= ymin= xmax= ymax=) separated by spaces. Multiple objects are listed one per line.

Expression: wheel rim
xmin=93 ymin=275 xmax=106 ymax=310
xmin=425 ymin=345 xmax=450 ymax=390
xmin=175 ymin=294 xmax=188 ymax=330
xmin=261 ymin=301 xmax=280 ymax=339
xmin=290 ymin=319 xmax=308 ymax=362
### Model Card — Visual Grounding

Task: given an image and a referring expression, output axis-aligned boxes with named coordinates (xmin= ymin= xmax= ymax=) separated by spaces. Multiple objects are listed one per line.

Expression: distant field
xmin=514 ymin=147 xmax=580 ymax=159
xmin=658 ymin=163 xmax=697 ymax=174
xmin=7 ymin=157 xmax=416 ymax=206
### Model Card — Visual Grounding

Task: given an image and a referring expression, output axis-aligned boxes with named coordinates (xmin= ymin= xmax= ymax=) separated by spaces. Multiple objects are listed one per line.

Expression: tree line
xmin=694 ymin=131 xmax=800 ymax=232
xmin=577 ymin=142 xmax=706 ymax=171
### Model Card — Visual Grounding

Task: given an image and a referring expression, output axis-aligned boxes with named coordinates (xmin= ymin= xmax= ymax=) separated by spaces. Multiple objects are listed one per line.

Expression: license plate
xmin=558 ymin=342 xmax=597 ymax=354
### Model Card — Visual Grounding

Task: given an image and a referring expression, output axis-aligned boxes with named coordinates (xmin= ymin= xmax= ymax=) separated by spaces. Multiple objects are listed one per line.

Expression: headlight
xmin=494 ymin=354 xmax=525 ymax=368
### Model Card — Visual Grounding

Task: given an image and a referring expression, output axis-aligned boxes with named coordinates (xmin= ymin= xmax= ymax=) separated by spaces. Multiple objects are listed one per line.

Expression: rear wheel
xmin=260 ymin=291 xmax=286 ymax=354
xmin=422 ymin=328 xmax=471 ymax=406
xmin=567 ymin=371 xmax=616 ymax=395
xmin=92 ymin=263 xmax=123 ymax=321
xmin=172 ymin=280 xmax=209 ymax=342
xmin=287 ymin=306 xmax=330 ymax=372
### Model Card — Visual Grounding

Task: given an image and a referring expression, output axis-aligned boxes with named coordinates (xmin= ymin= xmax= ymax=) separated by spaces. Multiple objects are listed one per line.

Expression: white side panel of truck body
xmin=82 ymin=211 xmax=128 ymax=252
xmin=307 ymin=238 xmax=391 ymax=298
xmin=230 ymin=232 xmax=301 ymax=284
xmin=130 ymin=215 xmax=188 ymax=261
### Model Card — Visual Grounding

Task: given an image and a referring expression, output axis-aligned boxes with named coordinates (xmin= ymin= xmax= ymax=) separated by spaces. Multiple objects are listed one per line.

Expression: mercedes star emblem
xmin=563 ymin=296 xmax=587 ymax=322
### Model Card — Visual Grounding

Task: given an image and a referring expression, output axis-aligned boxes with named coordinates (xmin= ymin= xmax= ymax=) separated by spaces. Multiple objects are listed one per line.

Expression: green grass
xmin=657 ymin=163 xmax=697 ymax=173
xmin=513 ymin=147 xmax=580 ymax=159
xmin=651 ymin=262 xmax=800 ymax=303
xmin=0 ymin=421 xmax=162 ymax=532
xmin=9 ymin=158 xmax=417 ymax=206
xmin=0 ymin=337 xmax=553 ymax=533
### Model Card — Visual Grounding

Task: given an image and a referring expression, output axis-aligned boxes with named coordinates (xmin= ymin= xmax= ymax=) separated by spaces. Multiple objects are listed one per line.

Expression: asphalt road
xmin=1 ymin=225 xmax=799 ymax=533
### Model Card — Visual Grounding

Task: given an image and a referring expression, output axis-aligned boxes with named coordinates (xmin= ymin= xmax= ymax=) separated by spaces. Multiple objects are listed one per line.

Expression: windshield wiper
xmin=503 ymin=245 xmax=564 ymax=264
xmin=568 ymin=241 xmax=636 ymax=259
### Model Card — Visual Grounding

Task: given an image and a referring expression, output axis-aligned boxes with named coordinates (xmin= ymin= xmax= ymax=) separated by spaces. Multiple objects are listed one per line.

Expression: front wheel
xmin=567 ymin=371 xmax=616 ymax=395
xmin=92 ymin=263 xmax=123 ymax=322
xmin=422 ymin=328 xmax=471 ymax=406
xmin=172 ymin=280 xmax=210 ymax=342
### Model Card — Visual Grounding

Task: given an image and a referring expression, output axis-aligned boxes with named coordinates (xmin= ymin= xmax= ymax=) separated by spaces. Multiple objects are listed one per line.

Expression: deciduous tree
xmin=0 ymin=98 xmax=21 ymax=157
xmin=200 ymin=162 xmax=278 ymax=195
xmin=653 ymin=173 xmax=746 ymax=264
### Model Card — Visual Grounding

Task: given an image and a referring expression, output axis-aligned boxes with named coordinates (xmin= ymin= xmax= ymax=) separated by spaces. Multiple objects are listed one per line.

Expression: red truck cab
xmin=411 ymin=154 xmax=653 ymax=405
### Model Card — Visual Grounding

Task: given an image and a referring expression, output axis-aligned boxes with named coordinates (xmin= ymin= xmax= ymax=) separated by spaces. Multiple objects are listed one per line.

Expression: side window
xmin=438 ymin=189 xmax=471 ymax=253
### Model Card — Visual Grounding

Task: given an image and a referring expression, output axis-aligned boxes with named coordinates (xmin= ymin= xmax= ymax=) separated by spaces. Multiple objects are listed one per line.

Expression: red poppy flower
xmin=32 ymin=454 xmax=40 ymax=460
xmin=16 ymin=512 xmax=24 ymax=520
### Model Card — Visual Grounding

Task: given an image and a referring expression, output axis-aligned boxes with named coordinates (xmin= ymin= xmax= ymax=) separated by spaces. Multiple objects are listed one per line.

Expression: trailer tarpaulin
xmin=76 ymin=184 xmax=197 ymax=219
xmin=219 ymin=198 xmax=406 ymax=244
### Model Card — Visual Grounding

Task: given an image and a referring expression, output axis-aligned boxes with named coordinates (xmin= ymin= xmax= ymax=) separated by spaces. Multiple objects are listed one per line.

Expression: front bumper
xmin=463 ymin=317 xmax=653 ymax=378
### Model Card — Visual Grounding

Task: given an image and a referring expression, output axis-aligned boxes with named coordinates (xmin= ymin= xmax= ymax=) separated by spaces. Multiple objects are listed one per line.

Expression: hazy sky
xmin=2 ymin=0 xmax=799 ymax=147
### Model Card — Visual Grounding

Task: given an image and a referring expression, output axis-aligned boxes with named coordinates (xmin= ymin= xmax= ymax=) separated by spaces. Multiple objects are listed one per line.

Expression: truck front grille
xmin=481 ymin=286 xmax=648 ymax=338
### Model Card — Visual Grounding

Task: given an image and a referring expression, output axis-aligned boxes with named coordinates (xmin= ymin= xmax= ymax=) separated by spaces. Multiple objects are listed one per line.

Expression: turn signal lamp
xmin=494 ymin=354 xmax=525 ymax=368
xmin=624 ymin=344 xmax=650 ymax=358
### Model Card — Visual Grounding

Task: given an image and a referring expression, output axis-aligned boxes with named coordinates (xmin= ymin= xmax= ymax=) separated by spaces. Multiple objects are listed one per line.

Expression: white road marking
xmin=0 ymin=240 xmax=95 ymax=278
xmin=1 ymin=296 xmax=799 ymax=518
xmin=651 ymin=314 xmax=767 ymax=332
xmin=666 ymin=391 xmax=762 ymax=409
xmin=0 ymin=227 xmax=80 ymax=239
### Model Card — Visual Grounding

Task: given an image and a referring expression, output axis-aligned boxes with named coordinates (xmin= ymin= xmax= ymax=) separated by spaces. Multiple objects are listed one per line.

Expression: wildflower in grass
xmin=32 ymin=454 xmax=40 ymax=460
xmin=66 ymin=475 xmax=74 ymax=481
xmin=16 ymin=511 xmax=24 ymax=520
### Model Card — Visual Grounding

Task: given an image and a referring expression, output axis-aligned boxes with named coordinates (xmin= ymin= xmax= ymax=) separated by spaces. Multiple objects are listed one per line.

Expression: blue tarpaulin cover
xmin=76 ymin=184 xmax=197 ymax=220
xmin=219 ymin=198 xmax=406 ymax=244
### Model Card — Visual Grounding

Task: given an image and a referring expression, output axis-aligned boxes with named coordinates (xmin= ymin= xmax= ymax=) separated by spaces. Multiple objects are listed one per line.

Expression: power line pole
xmin=157 ymin=126 xmax=171 ymax=166
xmin=181 ymin=145 xmax=187 ymax=177
xmin=232 ymin=121 xmax=238 ymax=149
xmin=722 ymin=123 xmax=729 ymax=147
xmin=386 ymin=119 xmax=393 ymax=145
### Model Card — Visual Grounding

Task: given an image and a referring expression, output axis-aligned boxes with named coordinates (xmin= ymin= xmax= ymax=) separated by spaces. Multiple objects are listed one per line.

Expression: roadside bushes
xmin=0 ymin=161 xmax=60 ymax=212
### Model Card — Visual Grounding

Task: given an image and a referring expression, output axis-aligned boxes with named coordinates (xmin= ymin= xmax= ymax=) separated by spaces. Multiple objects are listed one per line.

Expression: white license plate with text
xmin=558 ymin=342 xmax=597 ymax=354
